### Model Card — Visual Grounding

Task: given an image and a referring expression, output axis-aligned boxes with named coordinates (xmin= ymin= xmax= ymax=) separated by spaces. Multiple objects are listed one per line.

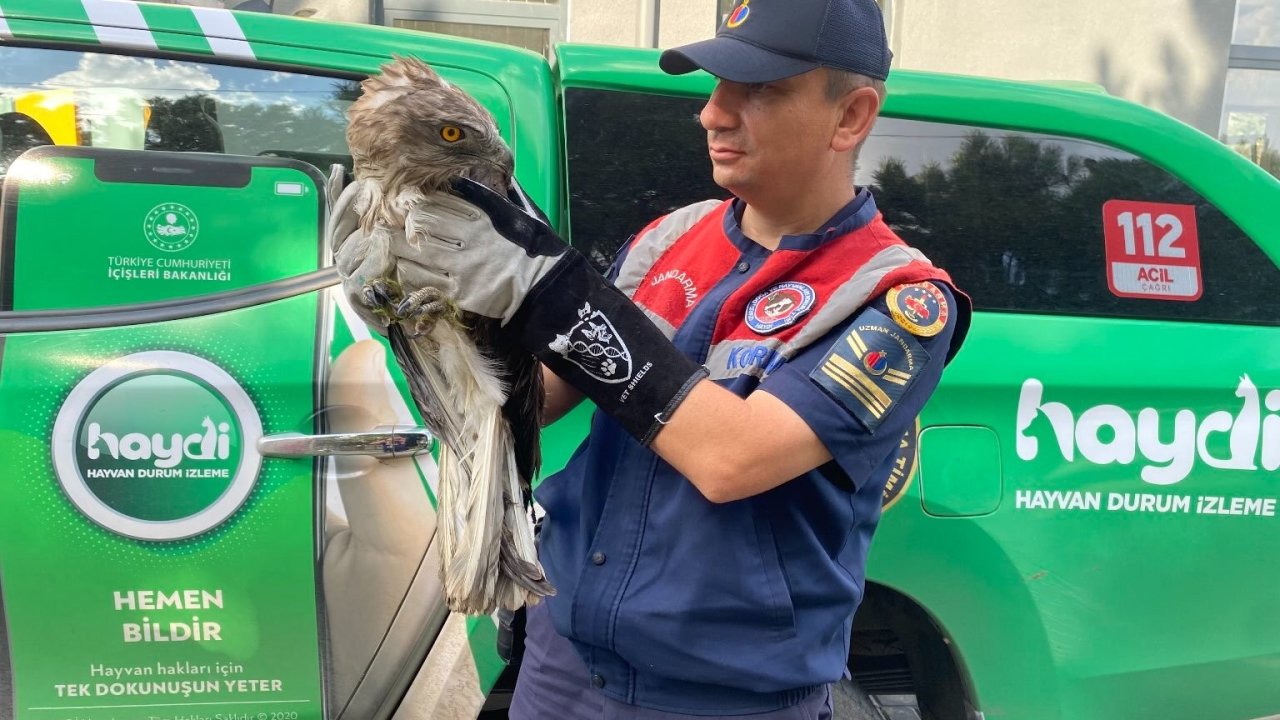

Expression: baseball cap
xmin=659 ymin=0 xmax=892 ymax=83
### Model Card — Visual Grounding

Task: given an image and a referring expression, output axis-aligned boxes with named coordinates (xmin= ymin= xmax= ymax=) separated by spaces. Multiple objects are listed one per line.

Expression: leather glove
xmin=331 ymin=178 xmax=562 ymax=327
xmin=330 ymin=179 xmax=396 ymax=334
xmin=389 ymin=179 xmax=565 ymax=324
xmin=332 ymin=177 xmax=707 ymax=446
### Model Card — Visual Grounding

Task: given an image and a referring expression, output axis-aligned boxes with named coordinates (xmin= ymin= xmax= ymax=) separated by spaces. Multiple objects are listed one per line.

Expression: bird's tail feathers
xmin=438 ymin=405 xmax=551 ymax=614
xmin=417 ymin=324 xmax=550 ymax=614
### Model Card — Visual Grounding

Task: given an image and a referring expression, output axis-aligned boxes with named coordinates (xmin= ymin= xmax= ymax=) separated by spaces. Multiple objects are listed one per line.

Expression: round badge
xmin=144 ymin=202 xmax=199 ymax=252
xmin=887 ymin=282 xmax=949 ymax=337
xmin=726 ymin=0 xmax=750 ymax=28
xmin=863 ymin=350 xmax=889 ymax=376
xmin=745 ymin=281 xmax=816 ymax=335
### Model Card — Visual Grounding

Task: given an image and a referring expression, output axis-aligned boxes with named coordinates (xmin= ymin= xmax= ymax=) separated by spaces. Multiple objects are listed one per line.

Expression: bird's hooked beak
xmin=461 ymin=140 xmax=514 ymax=194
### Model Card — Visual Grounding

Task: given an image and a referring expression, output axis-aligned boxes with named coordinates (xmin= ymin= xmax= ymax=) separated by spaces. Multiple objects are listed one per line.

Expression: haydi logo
xmin=1016 ymin=376 xmax=1280 ymax=486
xmin=53 ymin=352 xmax=262 ymax=541
xmin=86 ymin=417 xmax=232 ymax=470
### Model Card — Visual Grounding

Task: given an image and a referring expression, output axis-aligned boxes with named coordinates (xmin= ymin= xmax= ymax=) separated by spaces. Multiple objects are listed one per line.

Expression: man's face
xmin=699 ymin=69 xmax=846 ymax=204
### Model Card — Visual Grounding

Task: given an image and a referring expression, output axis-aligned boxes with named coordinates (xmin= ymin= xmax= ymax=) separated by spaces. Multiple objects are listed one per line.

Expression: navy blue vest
xmin=534 ymin=192 xmax=969 ymax=713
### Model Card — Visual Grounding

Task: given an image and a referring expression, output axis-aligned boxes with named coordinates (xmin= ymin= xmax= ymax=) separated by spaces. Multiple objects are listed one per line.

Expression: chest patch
xmin=887 ymin=282 xmax=949 ymax=337
xmin=745 ymin=282 xmax=816 ymax=335
xmin=810 ymin=307 xmax=928 ymax=432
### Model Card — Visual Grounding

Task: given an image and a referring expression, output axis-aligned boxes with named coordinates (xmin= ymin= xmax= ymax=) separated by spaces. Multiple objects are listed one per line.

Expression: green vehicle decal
xmin=0 ymin=3 xmax=1278 ymax=719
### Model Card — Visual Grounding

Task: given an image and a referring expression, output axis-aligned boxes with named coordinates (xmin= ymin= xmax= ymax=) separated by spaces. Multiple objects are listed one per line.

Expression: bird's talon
xmin=363 ymin=278 xmax=402 ymax=310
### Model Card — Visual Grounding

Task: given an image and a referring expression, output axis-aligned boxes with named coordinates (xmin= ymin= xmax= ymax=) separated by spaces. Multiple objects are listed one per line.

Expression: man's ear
xmin=832 ymin=86 xmax=881 ymax=153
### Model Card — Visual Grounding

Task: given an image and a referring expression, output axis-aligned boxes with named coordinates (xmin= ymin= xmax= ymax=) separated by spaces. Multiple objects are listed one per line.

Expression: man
xmin=336 ymin=0 xmax=970 ymax=715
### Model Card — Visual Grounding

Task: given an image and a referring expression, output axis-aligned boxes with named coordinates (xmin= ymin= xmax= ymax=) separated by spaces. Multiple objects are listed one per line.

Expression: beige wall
xmin=889 ymin=0 xmax=1235 ymax=134
xmin=568 ymin=0 xmax=647 ymax=46
xmin=564 ymin=0 xmax=1233 ymax=134
xmin=569 ymin=0 xmax=717 ymax=48
xmin=657 ymin=0 xmax=718 ymax=49
xmin=273 ymin=0 xmax=369 ymax=23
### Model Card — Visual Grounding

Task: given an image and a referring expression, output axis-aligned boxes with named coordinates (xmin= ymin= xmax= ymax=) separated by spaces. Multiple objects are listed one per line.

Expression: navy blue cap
xmin=660 ymin=0 xmax=892 ymax=83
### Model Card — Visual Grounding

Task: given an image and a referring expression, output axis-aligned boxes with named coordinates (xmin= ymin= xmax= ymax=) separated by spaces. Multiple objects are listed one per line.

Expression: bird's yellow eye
xmin=440 ymin=125 xmax=464 ymax=142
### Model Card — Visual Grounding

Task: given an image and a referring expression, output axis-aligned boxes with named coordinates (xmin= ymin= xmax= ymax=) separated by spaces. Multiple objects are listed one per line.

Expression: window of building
xmin=716 ymin=0 xmax=736 ymax=27
xmin=1222 ymin=0 xmax=1280 ymax=177
xmin=385 ymin=0 xmax=563 ymax=58
xmin=564 ymin=88 xmax=1280 ymax=325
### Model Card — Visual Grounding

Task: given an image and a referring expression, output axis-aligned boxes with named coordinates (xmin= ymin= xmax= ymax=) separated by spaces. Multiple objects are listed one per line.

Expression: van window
xmin=562 ymin=88 xmax=727 ymax=271
xmin=862 ymin=118 xmax=1280 ymax=326
xmin=563 ymin=89 xmax=1280 ymax=326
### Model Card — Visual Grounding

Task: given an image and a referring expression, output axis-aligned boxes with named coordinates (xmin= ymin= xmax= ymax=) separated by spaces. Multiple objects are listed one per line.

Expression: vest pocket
xmin=608 ymin=499 xmax=799 ymax=688
xmin=752 ymin=506 xmax=798 ymax=641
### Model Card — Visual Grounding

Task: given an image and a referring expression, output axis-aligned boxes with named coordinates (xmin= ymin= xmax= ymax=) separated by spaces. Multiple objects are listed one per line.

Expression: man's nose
xmin=700 ymin=82 xmax=741 ymax=132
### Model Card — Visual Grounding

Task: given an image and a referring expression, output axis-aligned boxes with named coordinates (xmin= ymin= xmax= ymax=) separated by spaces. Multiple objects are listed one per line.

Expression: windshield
xmin=0 ymin=45 xmax=357 ymax=177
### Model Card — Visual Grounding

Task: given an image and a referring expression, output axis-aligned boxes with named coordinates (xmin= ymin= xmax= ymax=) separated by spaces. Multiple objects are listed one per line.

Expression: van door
xmin=553 ymin=43 xmax=1280 ymax=720
xmin=859 ymin=110 xmax=1280 ymax=719
xmin=0 ymin=10 xmax=539 ymax=718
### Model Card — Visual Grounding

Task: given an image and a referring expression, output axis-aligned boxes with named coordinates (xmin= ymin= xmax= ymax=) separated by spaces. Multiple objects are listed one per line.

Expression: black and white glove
xmin=332 ymin=178 xmax=707 ymax=446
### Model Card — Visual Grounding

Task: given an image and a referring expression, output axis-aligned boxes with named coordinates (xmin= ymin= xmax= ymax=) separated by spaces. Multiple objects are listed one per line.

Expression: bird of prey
xmin=338 ymin=55 xmax=553 ymax=615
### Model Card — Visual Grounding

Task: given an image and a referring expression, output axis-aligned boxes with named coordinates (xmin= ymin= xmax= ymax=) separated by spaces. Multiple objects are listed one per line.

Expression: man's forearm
xmin=541 ymin=366 xmax=585 ymax=426
xmin=651 ymin=383 xmax=833 ymax=503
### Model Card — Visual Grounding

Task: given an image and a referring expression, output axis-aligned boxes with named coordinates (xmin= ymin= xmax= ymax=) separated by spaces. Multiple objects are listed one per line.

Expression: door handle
xmin=257 ymin=425 xmax=434 ymax=459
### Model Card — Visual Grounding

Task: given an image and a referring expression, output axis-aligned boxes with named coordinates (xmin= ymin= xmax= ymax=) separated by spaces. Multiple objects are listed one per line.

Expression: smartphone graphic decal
xmin=0 ymin=147 xmax=328 ymax=720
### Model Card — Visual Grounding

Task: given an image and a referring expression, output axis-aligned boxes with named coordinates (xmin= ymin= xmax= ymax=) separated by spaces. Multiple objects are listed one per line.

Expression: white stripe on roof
xmin=191 ymin=7 xmax=255 ymax=60
xmin=0 ymin=5 xmax=12 ymax=39
xmin=81 ymin=0 xmax=157 ymax=50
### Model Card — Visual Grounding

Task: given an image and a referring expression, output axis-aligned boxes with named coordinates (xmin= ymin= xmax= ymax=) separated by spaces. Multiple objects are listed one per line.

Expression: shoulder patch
xmin=746 ymin=282 xmax=816 ymax=334
xmin=810 ymin=308 xmax=929 ymax=432
xmin=887 ymin=282 xmax=949 ymax=337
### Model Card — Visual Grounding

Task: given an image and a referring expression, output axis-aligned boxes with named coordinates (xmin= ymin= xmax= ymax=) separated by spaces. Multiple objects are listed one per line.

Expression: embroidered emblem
xmin=887 ymin=282 xmax=949 ymax=337
xmin=550 ymin=302 xmax=633 ymax=384
xmin=810 ymin=307 xmax=928 ymax=432
xmin=726 ymin=0 xmax=750 ymax=28
xmin=863 ymin=350 xmax=889 ymax=376
xmin=745 ymin=281 xmax=816 ymax=335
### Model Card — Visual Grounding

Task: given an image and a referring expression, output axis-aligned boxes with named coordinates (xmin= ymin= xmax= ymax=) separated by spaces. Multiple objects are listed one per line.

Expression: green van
xmin=0 ymin=3 xmax=1277 ymax=719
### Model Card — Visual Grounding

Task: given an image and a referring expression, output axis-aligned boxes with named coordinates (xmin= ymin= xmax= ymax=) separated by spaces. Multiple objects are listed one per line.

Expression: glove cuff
xmin=509 ymin=251 xmax=707 ymax=445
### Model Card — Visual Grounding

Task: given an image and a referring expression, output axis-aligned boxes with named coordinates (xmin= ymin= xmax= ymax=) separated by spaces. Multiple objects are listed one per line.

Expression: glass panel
xmin=1219 ymin=68 xmax=1280 ymax=178
xmin=394 ymin=18 xmax=551 ymax=57
xmin=862 ymin=118 xmax=1280 ymax=325
xmin=718 ymin=0 xmax=738 ymax=26
xmin=1233 ymin=0 xmax=1280 ymax=46
xmin=563 ymin=87 xmax=1279 ymax=325
xmin=564 ymin=88 xmax=726 ymax=272
xmin=0 ymin=45 xmax=357 ymax=178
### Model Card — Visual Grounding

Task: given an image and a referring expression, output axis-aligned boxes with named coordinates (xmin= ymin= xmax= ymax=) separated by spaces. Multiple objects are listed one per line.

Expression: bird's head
xmin=347 ymin=55 xmax=514 ymax=193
